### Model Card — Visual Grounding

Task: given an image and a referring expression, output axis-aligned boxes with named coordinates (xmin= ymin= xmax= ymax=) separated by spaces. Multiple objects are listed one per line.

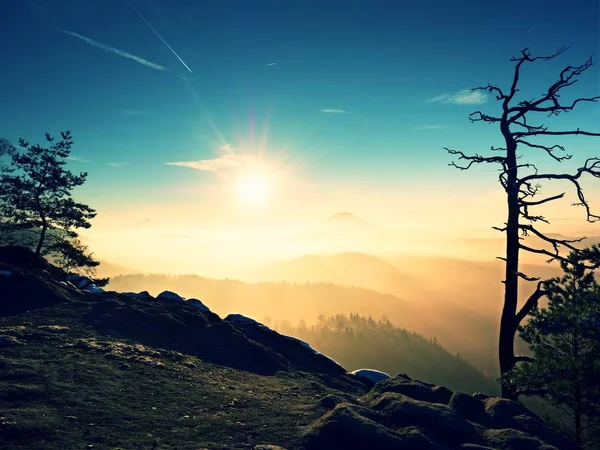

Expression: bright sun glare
xmin=235 ymin=173 xmax=270 ymax=206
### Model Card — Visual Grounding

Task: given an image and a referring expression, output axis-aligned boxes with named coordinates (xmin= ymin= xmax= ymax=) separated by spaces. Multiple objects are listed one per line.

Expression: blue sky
xmin=1 ymin=0 xmax=599 ymax=224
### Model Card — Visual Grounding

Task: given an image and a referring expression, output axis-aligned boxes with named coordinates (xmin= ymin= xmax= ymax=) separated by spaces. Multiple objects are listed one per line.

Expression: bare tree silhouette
xmin=445 ymin=47 xmax=600 ymax=400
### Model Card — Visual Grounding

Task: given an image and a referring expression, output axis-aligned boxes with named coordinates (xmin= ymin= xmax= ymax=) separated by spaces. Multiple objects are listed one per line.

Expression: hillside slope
xmin=0 ymin=246 xmax=574 ymax=449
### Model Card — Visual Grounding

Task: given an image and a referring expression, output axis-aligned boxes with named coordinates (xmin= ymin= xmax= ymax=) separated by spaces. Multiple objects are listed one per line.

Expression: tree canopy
xmin=0 ymin=131 xmax=104 ymax=283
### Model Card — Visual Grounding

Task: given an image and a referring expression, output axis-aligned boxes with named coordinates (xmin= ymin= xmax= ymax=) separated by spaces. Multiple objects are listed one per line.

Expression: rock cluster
xmin=303 ymin=374 xmax=574 ymax=450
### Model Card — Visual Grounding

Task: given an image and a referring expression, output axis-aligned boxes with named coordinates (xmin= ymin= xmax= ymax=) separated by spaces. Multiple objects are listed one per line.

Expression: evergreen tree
xmin=0 ymin=131 xmax=103 ymax=281
xmin=505 ymin=252 xmax=600 ymax=448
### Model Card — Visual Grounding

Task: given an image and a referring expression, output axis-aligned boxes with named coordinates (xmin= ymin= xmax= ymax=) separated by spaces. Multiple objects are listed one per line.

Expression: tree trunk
xmin=573 ymin=326 xmax=582 ymax=449
xmin=500 ymin=138 xmax=519 ymax=400
xmin=35 ymin=222 xmax=47 ymax=258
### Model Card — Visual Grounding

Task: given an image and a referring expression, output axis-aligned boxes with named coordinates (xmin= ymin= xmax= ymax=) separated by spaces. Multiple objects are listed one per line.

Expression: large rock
xmin=303 ymin=403 xmax=441 ymax=450
xmin=370 ymin=392 xmax=484 ymax=446
xmin=369 ymin=373 xmax=453 ymax=404
xmin=483 ymin=398 xmax=572 ymax=449
xmin=224 ymin=314 xmax=346 ymax=376
xmin=350 ymin=368 xmax=391 ymax=384
xmin=83 ymin=296 xmax=288 ymax=375
xmin=305 ymin=374 xmax=575 ymax=449
xmin=0 ymin=270 xmax=74 ymax=316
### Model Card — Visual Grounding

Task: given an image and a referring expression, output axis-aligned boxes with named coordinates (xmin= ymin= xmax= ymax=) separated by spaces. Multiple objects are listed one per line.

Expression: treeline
xmin=270 ymin=313 xmax=500 ymax=395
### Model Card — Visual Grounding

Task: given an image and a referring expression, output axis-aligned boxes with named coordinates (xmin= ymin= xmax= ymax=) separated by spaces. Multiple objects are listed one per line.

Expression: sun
xmin=235 ymin=172 xmax=270 ymax=207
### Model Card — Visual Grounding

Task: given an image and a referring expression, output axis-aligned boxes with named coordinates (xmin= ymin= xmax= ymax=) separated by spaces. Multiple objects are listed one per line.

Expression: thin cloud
xmin=107 ymin=161 xmax=129 ymax=167
xmin=427 ymin=89 xmax=488 ymax=105
xmin=122 ymin=109 xmax=154 ymax=116
xmin=452 ymin=90 xmax=488 ymax=105
xmin=321 ymin=109 xmax=348 ymax=114
xmin=426 ymin=93 xmax=452 ymax=103
xmin=166 ymin=153 xmax=252 ymax=172
xmin=266 ymin=62 xmax=275 ymax=66
xmin=414 ymin=125 xmax=447 ymax=130
xmin=56 ymin=28 xmax=169 ymax=71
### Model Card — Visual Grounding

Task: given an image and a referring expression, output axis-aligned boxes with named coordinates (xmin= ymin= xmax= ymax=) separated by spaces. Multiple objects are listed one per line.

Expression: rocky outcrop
xmin=224 ymin=313 xmax=347 ymax=376
xmin=304 ymin=374 xmax=575 ymax=450
xmin=0 ymin=247 xmax=354 ymax=378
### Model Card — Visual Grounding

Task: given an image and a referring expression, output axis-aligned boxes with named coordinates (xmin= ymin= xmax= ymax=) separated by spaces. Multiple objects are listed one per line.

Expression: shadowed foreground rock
xmin=303 ymin=374 xmax=575 ymax=450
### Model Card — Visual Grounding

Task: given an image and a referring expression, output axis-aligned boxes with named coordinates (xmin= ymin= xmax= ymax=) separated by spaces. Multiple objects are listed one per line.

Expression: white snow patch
xmin=66 ymin=275 xmax=93 ymax=289
xmin=186 ymin=298 xmax=210 ymax=312
xmin=350 ymin=369 xmax=391 ymax=384
xmin=84 ymin=284 xmax=104 ymax=294
xmin=0 ymin=270 xmax=13 ymax=278
xmin=157 ymin=290 xmax=185 ymax=303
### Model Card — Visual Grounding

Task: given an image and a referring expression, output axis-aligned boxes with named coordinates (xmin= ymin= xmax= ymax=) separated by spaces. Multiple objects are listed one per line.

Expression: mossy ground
xmin=0 ymin=304 xmax=355 ymax=450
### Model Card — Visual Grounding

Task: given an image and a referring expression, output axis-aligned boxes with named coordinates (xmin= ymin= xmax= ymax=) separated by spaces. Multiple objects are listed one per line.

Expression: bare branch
xmin=444 ymin=147 xmax=506 ymax=170
xmin=516 ymin=271 xmax=541 ymax=282
xmin=514 ymin=128 xmax=600 ymax=139
xmin=519 ymin=192 xmax=565 ymax=206
xmin=506 ymin=50 xmax=599 ymax=123
xmin=516 ymin=281 xmax=547 ymax=325
xmin=518 ymin=158 xmax=600 ymax=222
xmin=520 ymin=224 xmax=584 ymax=254
xmin=504 ymin=47 xmax=570 ymax=109
xmin=471 ymin=84 xmax=508 ymax=101
xmin=519 ymin=243 xmax=571 ymax=264
xmin=469 ymin=111 xmax=502 ymax=123
xmin=516 ymin=139 xmax=572 ymax=162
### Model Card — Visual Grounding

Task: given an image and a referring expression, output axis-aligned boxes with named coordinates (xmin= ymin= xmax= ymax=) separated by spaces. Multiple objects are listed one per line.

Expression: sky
xmin=1 ymin=0 xmax=599 ymax=238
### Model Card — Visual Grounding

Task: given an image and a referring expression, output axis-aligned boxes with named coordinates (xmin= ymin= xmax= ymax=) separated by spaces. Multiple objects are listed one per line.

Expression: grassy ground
xmin=0 ymin=305 xmax=363 ymax=450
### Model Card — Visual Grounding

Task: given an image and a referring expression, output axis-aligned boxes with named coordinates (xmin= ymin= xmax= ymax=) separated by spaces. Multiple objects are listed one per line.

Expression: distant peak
xmin=134 ymin=218 xmax=159 ymax=227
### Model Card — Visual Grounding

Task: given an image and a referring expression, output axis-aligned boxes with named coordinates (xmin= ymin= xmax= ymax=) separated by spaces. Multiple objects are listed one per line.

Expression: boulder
xmin=369 ymin=392 xmax=484 ymax=446
xmin=483 ymin=398 xmax=573 ymax=449
xmin=350 ymin=368 xmax=391 ymax=384
xmin=83 ymin=295 xmax=292 ymax=375
xmin=318 ymin=393 xmax=359 ymax=409
xmin=0 ymin=245 xmax=59 ymax=276
xmin=224 ymin=314 xmax=346 ymax=376
xmin=156 ymin=290 xmax=185 ymax=303
xmin=482 ymin=428 xmax=560 ymax=450
xmin=370 ymin=374 xmax=453 ymax=405
xmin=122 ymin=291 xmax=152 ymax=299
xmin=305 ymin=374 xmax=576 ymax=449
xmin=185 ymin=298 xmax=210 ymax=312
xmin=0 ymin=271 xmax=75 ymax=316
xmin=448 ymin=391 xmax=492 ymax=426
xmin=303 ymin=403 xmax=439 ymax=450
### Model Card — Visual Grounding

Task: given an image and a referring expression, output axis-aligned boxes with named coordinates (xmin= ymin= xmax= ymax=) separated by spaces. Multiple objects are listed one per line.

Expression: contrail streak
xmin=126 ymin=0 xmax=192 ymax=73
xmin=56 ymin=28 xmax=169 ymax=71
